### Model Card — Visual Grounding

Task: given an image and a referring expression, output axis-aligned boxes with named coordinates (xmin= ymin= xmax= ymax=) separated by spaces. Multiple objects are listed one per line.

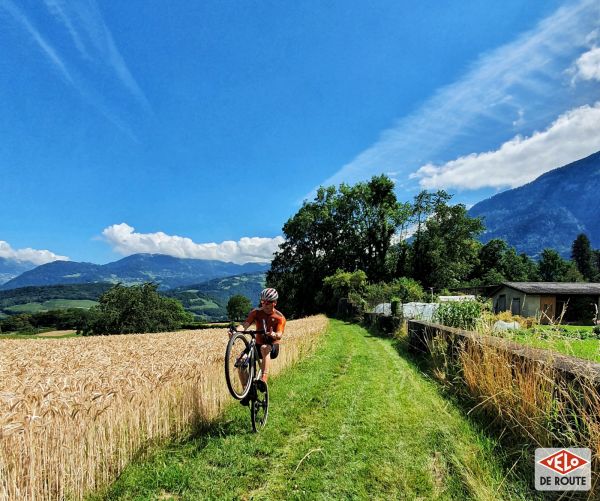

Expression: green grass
xmin=92 ymin=320 xmax=538 ymax=500
xmin=504 ymin=327 xmax=600 ymax=362
xmin=188 ymin=298 xmax=221 ymax=311
xmin=5 ymin=299 xmax=98 ymax=313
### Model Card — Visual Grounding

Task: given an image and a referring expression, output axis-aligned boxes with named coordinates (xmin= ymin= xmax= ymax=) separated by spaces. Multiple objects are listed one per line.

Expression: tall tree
xmin=82 ymin=283 xmax=192 ymax=335
xmin=227 ymin=294 xmax=253 ymax=321
xmin=267 ymin=175 xmax=409 ymax=317
xmin=411 ymin=193 xmax=484 ymax=289
xmin=538 ymin=249 xmax=583 ymax=282
xmin=571 ymin=233 xmax=597 ymax=281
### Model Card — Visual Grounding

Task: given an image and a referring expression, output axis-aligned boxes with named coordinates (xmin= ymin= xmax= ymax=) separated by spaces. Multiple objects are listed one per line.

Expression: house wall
xmin=492 ymin=286 xmax=540 ymax=318
xmin=493 ymin=288 xmax=600 ymax=321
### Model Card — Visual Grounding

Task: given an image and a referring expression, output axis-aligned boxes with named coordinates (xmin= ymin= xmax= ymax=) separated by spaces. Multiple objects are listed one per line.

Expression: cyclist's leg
xmin=259 ymin=344 xmax=273 ymax=383
xmin=236 ymin=350 xmax=250 ymax=387
xmin=238 ymin=367 xmax=249 ymax=387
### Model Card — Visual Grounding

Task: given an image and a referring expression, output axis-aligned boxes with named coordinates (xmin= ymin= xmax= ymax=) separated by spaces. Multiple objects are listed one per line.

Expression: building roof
xmin=499 ymin=282 xmax=600 ymax=295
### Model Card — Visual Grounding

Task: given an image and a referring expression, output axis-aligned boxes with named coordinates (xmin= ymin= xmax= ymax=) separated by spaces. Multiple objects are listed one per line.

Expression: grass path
xmin=96 ymin=320 xmax=538 ymax=500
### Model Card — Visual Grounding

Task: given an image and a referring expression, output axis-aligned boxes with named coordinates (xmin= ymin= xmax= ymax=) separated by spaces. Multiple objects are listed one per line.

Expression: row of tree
xmin=0 ymin=283 xmax=194 ymax=335
xmin=267 ymin=175 xmax=599 ymax=318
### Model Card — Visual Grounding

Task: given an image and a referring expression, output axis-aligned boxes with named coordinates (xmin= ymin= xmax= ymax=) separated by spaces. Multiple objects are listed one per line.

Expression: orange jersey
xmin=245 ymin=307 xmax=286 ymax=345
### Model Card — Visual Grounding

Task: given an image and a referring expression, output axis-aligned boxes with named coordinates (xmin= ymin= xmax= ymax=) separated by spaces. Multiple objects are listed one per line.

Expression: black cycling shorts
xmin=257 ymin=344 xmax=280 ymax=360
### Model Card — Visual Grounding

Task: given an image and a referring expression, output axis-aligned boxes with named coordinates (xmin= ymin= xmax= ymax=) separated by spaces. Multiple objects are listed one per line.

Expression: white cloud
xmin=0 ymin=241 xmax=69 ymax=265
xmin=309 ymin=0 xmax=600 ymax=197
xmin=411 ymin=102 xmax=600 ymax=189
xmin=574 ymin=46 xmax=600 ymax=82
xmin=102 ymin=223 xmax=284 ymax=264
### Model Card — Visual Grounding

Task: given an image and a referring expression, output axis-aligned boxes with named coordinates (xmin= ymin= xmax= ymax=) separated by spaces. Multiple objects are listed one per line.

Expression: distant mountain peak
xmin=468 ymin=151 xmax=600 ymax=257
xmin=0 ymin=254 xmax=270 ymax=291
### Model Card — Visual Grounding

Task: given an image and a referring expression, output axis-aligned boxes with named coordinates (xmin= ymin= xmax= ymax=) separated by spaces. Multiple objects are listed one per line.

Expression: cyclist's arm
xmin=268 ymin=317 xmax=285 ymax=341
xmin=235 ymin=320 xmax=252 ymax=332
xmin=235 ymin=309 xmax=257 ymax=332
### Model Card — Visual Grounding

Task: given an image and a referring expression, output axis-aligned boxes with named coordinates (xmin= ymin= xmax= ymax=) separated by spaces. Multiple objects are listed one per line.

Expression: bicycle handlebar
xmin=228 ymin=327 xmax=265 ymax=335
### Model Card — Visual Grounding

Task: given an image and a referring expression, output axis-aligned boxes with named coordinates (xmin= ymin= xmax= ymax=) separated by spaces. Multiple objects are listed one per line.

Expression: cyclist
xmin=235 ymin=287 xmax=285 ymax=393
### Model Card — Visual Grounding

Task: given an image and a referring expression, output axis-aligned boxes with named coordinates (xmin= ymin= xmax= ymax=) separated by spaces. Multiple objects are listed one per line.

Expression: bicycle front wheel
xmin=225 ymin=333 xmax=254 ymax=399
xmin=251 ymin=382 xmax=269 ymax=432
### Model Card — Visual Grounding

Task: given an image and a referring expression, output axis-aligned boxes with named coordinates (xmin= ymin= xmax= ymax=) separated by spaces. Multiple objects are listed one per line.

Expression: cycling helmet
xmin=260 ymin=287 xmax=279 ymax=302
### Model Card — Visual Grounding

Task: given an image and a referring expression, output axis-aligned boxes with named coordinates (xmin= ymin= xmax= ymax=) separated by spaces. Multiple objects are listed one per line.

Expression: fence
xmin=407 ymin=319 xmax=600 ymax=494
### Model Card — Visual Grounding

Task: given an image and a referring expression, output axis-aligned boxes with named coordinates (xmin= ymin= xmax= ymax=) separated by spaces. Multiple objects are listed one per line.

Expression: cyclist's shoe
xmin=256 ymin=379 xmax=267 ymax=392
xmin=240 ymin=394 xmax=251 ymax=406
xmin=234 ymin=354 xmax=249 ymax=369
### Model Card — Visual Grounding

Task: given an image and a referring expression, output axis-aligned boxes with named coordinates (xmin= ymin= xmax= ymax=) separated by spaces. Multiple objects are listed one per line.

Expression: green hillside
xmin=0 ymin=283 xmax=112 ymax=309
xmin=170 ymin=272 xmax=265 ymax=303
xmin=0 ymin=273 xmax=265 ymax=321
xmin=166 ymin=272 xmax=266 ymax=320
xmin=5 ymin=299 xmax=98 ymax=314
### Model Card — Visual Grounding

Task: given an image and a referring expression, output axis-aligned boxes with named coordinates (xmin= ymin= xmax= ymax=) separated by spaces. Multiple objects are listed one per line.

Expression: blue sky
xmin=1 ymin=0 xmax=599 ymax=265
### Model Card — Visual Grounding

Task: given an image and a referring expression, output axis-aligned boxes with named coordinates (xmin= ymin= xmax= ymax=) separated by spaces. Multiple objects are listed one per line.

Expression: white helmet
xmin=260 ymin=287 xmax=279 ymax=302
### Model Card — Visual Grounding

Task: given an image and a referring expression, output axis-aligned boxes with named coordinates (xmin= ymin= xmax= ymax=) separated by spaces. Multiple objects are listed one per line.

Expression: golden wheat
xmin=0 ymin=315 xmax=328 ymax=501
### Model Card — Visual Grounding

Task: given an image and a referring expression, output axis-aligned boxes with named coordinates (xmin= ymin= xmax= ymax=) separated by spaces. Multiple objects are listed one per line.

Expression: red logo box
xmin=538 ymin=449 xmax=589 ymax=475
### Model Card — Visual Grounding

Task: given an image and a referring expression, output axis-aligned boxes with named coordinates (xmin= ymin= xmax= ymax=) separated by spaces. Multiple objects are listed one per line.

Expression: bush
xmin=226 ymin=294 xmax=253 ymax=321
xmin=81 ymin=283 xmax=193 ymax=335
xmin=0 ymin=313 xmax=34 ymax=333
xmin=391 ymin=297 xmax=400 ymax=316
xmin=435 ymin=301 xmax=482 ymax=330
xmin=593 ymin=325 xmax=600 ymax=337
xmin=363 ymin=277 xmax=424 ymax=310
xmin=321 ymin=269 xmax=368 ymax=316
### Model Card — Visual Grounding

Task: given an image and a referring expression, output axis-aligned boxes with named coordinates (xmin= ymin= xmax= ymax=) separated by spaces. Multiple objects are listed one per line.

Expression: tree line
xmin=0 ymin=283 xmax=193 ymax=335
xmin=3 ymin=174 xmax=598 ymax=332
xmin=267 ymin=175 xmax=599 ymax=318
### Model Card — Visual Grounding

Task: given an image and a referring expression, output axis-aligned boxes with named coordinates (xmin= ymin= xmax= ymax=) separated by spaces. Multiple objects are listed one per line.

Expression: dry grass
xmin=0 ymin=315 xmax=328 ymax=501
xmin=36 ymin=330 xmax=76 ymax=338
xmin=421 ymin=327 xmax=600 ymax=497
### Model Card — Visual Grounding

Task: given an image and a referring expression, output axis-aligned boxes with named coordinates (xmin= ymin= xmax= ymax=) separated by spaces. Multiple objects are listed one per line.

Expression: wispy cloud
xmin=311 ymin=0 xmax=600 ymax=198
xmin=0 ymin=240 xmax=69 ymax=265
xmin=102 ymin=223 xmax=284 ymax=264
xmin=43 ymin=0 xmax=151 ymax=111
xmin=412 ymin=102 xmax=600 ymax=189
xmin=0 ymin=0 xmax=151 ymax=136
xmin=0 ymin=0 xmax=73 ymax=84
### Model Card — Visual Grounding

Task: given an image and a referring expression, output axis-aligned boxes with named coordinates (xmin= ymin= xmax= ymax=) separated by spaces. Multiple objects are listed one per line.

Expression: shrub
xmin=363 ymin=277 xmax=423 ymax=309
xmin=226 ymin=294 xmax=253 ymax=321
xmin=390 ymin=297 xmax=400 ymax=316
xmin=81 ymin=283 xmax=193 ymax=335
xmin=435 ymin=300 xmax=482 ymax=330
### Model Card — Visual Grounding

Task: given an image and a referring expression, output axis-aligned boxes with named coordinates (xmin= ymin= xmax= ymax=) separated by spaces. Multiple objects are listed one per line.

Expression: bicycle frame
xmin=226 ymin=327 xmax=270 ymax=431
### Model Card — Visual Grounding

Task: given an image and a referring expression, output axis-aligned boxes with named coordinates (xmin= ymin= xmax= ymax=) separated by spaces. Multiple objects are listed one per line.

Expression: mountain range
xmin=0 ymin=254 xmax=269 ymax=291
xmin=469 ymin=151 xmax=600 ymax=258
xmin=2 ymin=151 xmax=598 ymax=293
xmin=0 ymin=258 xmax=37 ymax=285
xmin=165 ymin=272 xmax=266 ymax=319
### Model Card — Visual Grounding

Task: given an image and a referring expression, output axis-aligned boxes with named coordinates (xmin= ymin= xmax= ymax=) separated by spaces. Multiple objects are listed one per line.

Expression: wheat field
xmin=0 ymin=315 xmax=328 ymax=500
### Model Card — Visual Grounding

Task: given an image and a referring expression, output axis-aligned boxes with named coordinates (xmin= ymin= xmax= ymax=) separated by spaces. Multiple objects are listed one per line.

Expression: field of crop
xmin=0 ymin=315 xmax=328 ymax=500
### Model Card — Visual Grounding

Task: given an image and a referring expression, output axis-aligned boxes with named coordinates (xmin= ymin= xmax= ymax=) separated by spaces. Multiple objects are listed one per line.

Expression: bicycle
xmin=225 ymin=327 xmax=269 ymax=432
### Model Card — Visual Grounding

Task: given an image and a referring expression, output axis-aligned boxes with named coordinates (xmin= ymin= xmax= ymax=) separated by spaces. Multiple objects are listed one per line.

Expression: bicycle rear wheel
xmin=225 ymin=333 xmax=254 ymax=399
xmin=251 ymin=381 xmax=269 ymax=432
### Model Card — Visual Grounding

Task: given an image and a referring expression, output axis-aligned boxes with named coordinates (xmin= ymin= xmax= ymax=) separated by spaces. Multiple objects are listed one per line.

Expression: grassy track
xmin=96 ymin=320 xmax=538 ymax=500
